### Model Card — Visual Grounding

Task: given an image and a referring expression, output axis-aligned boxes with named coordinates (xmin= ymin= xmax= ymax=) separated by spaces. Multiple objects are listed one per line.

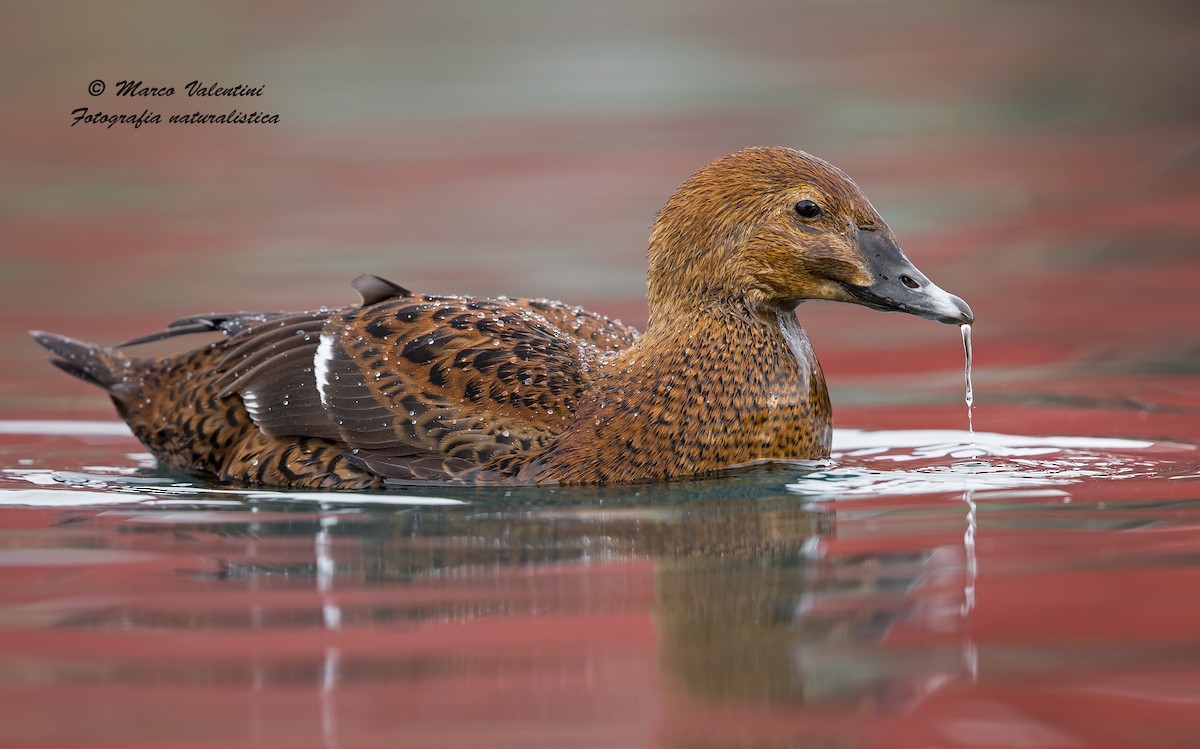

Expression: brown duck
xmin=32 ymin=147 xmax=973 ymax=489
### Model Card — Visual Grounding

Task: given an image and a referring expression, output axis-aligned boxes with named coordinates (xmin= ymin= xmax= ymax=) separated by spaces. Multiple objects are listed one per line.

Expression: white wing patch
xmin=241 ymin=390 xmax=263 ymax=420
xmin=314 ymin=332 xmax=336 ymax=408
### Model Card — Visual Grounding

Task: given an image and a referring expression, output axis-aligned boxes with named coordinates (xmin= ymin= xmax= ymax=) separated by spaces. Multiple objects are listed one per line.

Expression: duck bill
xmin=840 ymin=230 xmax=974 ymax=325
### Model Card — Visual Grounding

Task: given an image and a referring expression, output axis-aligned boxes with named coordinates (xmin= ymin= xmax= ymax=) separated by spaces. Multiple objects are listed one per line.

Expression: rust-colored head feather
xmin=647 ymin=147 xmax=888 ymax=319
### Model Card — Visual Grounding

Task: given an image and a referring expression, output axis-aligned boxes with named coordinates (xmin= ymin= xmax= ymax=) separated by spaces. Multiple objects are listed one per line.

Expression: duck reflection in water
xmin=188 ymin=471 xmax=974 ymax=717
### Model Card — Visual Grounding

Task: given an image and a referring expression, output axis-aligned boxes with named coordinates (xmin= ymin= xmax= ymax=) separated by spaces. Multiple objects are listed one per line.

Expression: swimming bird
xmin=31 ymin=147 xmax=972 ymax=489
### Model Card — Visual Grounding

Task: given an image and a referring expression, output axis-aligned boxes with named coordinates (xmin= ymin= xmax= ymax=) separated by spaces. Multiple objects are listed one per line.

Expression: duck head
xmin=647 ymin=146 xmax=973 ymax=326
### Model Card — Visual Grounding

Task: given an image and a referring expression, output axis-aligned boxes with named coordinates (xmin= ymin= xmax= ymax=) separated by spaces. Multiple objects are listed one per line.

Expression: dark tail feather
xmin=30 ymin=331 xmax=124 ymax=390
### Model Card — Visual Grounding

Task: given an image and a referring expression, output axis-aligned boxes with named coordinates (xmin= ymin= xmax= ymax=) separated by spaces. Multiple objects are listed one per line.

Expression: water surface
xmin=1 ymin=419 xmax=1198 ymax=748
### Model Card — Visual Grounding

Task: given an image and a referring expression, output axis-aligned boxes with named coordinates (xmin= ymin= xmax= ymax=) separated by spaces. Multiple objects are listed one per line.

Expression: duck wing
xmin=205 ymin=276 xmax=638 ymax=482
xmin=506 ymin=298 xmax=639 ymax=354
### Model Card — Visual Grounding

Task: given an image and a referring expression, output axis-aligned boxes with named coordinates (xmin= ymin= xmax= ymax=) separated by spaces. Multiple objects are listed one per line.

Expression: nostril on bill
xmin=900 ymin=275 xmax=920 ymax=289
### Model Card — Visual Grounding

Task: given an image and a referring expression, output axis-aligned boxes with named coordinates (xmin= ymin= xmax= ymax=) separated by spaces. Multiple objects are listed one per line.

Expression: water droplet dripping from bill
xmin=961 ymin=323 xmax=975 ymax=453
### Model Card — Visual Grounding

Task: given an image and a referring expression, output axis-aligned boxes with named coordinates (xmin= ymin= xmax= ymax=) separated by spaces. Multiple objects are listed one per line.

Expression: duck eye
xmin=794 ymin=200 xmax=822 ymax=219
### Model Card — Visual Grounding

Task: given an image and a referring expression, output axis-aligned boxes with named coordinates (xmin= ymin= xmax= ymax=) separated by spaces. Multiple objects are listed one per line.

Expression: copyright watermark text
xmin=71 ymin=79 xmax=280 ymax=129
